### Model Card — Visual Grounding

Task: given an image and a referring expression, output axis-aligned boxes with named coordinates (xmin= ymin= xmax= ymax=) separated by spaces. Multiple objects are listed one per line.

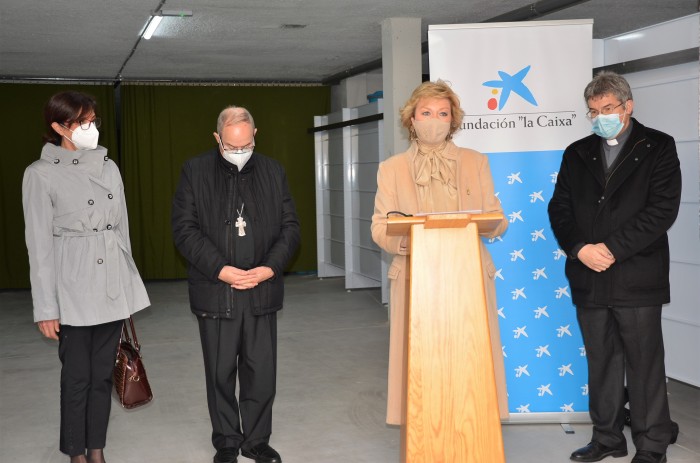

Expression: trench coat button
xmin=225 ymin=219 xmax=231 ymax=225
xmin=53 ymin=159 xmax=60 ymax=164
xmin=72 ymin=159 xmax=79 ymax=165
xmin=647 ymin=144 xmax=651 ymax=148
xmin=634 ymin=158 xmax=638 ymax=161
xmin=97 ymin=258 xmax=104 ymax=264
xmin=106 ymin=224 xmax=112 ymax=230
xmin=592 ymin=157 xmax=597 ymax=161
xmin=88 ymin=199 xmax=94 ymax=205
xmin=108 ymin=194 xmax=113 ymax=199
xmin=93 ymin=228 xmax=98 ymax=232
xmin=104 ymin=156 xmax=109 ymax=161
xmin=601 ymin=196 xmax=605 ymax=200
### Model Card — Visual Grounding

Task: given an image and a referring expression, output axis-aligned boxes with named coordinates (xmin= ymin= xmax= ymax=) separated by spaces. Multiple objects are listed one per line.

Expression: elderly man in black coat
xmin=172 ymin=106 xmax=300 ymax=463
xmin=548 ymin=71 xmax=681 ymax=463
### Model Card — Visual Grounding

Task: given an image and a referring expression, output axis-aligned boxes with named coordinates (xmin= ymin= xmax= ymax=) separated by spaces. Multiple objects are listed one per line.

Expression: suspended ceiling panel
xmin=0 ymin=0 xmax=696 ymax=82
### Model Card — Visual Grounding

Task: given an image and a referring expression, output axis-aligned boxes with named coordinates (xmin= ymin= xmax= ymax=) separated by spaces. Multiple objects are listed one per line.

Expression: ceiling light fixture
xmin=161 ymin=9 xmax=193 ymax=17
xmin=141 ymin=10 xmax=192 ymax=40
xmin=142 ymin=15 xmax=163 ymax=40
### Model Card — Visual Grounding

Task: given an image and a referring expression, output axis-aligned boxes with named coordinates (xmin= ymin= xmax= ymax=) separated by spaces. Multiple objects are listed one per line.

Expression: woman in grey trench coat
xmin=22 ymin=91 xmax=149 ymax=463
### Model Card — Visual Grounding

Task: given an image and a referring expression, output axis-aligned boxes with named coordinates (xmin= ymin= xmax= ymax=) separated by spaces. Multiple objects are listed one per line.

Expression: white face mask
xmin=222 ymin=146 xmax=254 ymax=171
xmin=63 ymin=123 xmax=100 ymax=150
xmin=218 ymin=131 xmax=255 ymax=170
xmin=412 ymin=118 xmax=451 ymax=145
xmin=223 ymin=149 xmax=253 ymax=170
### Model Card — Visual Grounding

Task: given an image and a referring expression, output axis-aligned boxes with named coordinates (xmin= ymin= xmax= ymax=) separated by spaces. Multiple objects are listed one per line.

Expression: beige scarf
xmin=413 ymin=141 xmax=458 ymax=212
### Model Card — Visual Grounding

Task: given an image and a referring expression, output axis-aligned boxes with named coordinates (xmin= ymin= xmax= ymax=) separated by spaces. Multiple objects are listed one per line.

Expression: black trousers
xmin=58 ymin=320 xmax=123 ymax=456
xmin=576 ymin=305 xmax=673 ymax=454
xmin=198 ymin=310 xmax=277 ymax=451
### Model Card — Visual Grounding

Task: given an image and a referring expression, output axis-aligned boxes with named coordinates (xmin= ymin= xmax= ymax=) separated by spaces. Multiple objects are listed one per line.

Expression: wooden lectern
xmin=387 ymin=213 xmax=506 ymax=463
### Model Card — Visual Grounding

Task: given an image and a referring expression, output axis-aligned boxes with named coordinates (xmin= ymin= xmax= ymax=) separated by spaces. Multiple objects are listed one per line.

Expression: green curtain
xmin=0 ymin=83 xmax=329 ymax=288
xmin=120 ymin=84 xmax=330 ymax=279
xmin=0 ymin=83 xmax=117 ymax=289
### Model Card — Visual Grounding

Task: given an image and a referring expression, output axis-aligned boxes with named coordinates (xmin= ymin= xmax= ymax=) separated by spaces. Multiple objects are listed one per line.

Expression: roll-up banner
xmin=429 ymin=20 xmax=593 ymax=422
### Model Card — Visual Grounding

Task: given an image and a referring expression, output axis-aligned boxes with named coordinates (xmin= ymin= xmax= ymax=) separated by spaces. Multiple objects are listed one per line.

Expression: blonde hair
xmin=400 ymin=80 xmax=464 ymax=141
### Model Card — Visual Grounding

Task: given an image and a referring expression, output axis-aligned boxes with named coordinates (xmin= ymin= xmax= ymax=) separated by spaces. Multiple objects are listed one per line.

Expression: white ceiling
xmin=1 ymin=0 xmax=697 ymax=83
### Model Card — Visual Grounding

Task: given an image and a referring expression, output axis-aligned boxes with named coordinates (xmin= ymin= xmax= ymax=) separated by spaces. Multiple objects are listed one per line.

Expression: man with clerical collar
xmin=548 ymin=71 xmax=681 ymax=463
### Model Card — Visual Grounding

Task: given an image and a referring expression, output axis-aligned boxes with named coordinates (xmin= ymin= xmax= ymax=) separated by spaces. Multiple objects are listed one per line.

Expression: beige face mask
xmin=412 ymin=118 xmax=451 ymax=145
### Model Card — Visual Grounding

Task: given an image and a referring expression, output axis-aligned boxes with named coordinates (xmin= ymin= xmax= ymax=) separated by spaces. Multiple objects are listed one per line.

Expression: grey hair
xmin=216 ymin=106 xmax=255 ymax=134
xmin=584 ymin=71 xmax=633 ymax=103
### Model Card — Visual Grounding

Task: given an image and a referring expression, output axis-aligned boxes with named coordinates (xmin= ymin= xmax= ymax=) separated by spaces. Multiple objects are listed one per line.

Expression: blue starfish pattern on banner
xmin=485 ymin=150 xmax=589 ymax=414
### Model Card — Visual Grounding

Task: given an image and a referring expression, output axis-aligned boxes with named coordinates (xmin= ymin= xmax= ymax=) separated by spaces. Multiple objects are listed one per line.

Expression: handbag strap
xmin=121 ymin=316 xmax=142 ymax=353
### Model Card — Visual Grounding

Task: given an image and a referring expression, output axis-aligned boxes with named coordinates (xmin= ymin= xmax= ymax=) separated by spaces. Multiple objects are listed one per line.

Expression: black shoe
xmin=570 ymin=441 xmax=628 ymax=462
xmin=631 ymin=450 xmax=667 ymax=463
xmin=214 ymin=447 xmax=239 ymax=463
xmin=670 ymin=421 xmax=679 ymax=445
xmin=241 ymin=443 xmax=281 ymax=463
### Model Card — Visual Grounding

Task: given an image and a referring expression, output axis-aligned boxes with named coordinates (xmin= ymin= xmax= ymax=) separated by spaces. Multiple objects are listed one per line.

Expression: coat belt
xmin=59 ymin=229 xmax=127 ymax=300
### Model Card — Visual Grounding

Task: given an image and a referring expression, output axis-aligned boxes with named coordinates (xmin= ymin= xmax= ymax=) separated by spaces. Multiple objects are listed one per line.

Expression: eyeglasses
xmin=80 ymin=117 xmax=101 ymax=130
xmin=71 ymin=117 xmax=102 ymax=130
xmin=219 ymin=138 xmax=255 ymax=152
xmin=586 ymin=102 xmax=624 ymax=119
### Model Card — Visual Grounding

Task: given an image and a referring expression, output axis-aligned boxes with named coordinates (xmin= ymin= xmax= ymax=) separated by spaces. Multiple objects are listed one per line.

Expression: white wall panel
xmin=356 ymin=162 xmax=381 ymax=191
xmin=628 ymin=69 xmax=698 ymax=142
xmin=357 ymin=191 xmax=377 ymax=218
xmin=314 ymin=113 xmax=345 ymax=277
xmin=315 ymin=100 xmax=385 ymax=289
xmin=344 ymin=103 xmax=383 ymax=289
xmin=666 ymin=263 xmax=700 ymax=327
xmin=662 ymin=318 xmax=700 ymax=387
xmin=604 ymin=14 xmax=699 ymax=64
xmin=668 ymin=204 xmax=700 ymax=266
xmin=329 ymin=213 xmax=345 ymax=241
xmin=609 ymin=19 xmax=700 ymax=386
xmin=328 ymin=190 xmax=344 ymax=220
xmin=677 ymin=141 xmax=699 ymax=203
xmin=623 ymin=60 xmax=699 ymax=86
xmin=665 ymin=263 xmax=699 ymax=388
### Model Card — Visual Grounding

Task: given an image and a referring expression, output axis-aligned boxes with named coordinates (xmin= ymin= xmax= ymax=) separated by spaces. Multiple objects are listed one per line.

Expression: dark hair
xmin=43 ymin=91 xmax=98 ymax=145
xmin=583 ymin=71 xmax=633 ymax=104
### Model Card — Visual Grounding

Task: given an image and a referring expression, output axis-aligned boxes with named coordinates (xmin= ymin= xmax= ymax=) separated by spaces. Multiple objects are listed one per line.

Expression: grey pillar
xmin=381 ymin=18 xmax=422 ymax=161
xmin=379 ymin=18 xmax=422 ymax=304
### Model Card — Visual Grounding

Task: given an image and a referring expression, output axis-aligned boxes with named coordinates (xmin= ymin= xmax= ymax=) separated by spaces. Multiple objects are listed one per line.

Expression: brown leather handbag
xmin=113 ymin=316 xmax=153 ymax=409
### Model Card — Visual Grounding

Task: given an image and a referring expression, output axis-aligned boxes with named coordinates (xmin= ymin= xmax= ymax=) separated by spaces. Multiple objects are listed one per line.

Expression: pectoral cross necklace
xmin=235 ymin=203 xmax=246 ymax=237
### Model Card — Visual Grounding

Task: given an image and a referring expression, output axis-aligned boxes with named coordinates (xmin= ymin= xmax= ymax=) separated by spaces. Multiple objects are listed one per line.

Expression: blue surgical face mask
xmin=591 ymin=112 xmax=624 ymax=140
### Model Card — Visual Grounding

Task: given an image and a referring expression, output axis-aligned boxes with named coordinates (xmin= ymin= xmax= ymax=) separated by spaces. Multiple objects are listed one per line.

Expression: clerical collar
xmin=605 ymin=120 xmax=633 ymax=146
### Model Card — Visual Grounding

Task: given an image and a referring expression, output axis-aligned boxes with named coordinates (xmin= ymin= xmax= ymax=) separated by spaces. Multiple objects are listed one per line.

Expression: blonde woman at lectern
xmin=370 ymin=80 xmax=509 ymax=425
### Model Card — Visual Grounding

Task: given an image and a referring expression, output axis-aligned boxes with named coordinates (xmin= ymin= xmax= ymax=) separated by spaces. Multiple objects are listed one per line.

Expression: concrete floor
xmin=1 ymin=275 xmax=698 ymax=462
